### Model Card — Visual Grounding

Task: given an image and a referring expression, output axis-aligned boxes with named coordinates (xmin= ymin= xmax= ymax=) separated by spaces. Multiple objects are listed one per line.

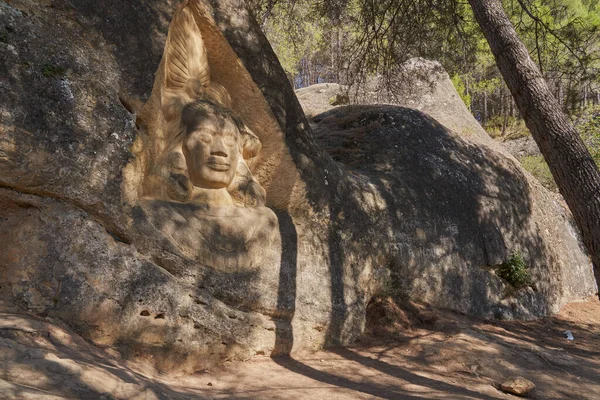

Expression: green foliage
xmin=42 ymin=63 xmax=66 ymax=78
xmin=496 ymin=252 xmax=530 ymax=288
xmin=485 ymin=115 xmax=530 ymax=140
xmin=517 ymin=105 xmax=600 ymax=190
xmin=252 ymin=0 xmax=600 ymax=119
xmin=328 ymin=93 xmax=350 ymax=105
xmin=251 ymin=1 xmax=333 ymax=86
xmin=451 ymin=74 xmax=472 ymax=110
xmin=575 ymin=105 xmax=600 ymax=164
xmin=520 ymin=155 xmax=558 ymax=191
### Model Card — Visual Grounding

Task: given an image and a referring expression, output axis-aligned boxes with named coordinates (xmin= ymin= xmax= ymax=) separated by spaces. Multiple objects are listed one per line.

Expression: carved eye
xmin=197 ymin=131 xmax=213 ymax=144
xmin=223 ymin=136 xmax=236 ymax=147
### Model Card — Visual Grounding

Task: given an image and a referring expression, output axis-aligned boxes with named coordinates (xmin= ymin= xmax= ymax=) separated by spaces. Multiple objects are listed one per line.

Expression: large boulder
xmin=310 ymin=104 xmax=594 ymax=317
xmin=0 ymin=0 xmax=596 ymax=374
xmin=295 ymin=60 xmax=595 ymax=316
xmin=349 ymin=58 xmax=492 ymax=144
xmin=0 ymin=0 xmax=378 ymax=372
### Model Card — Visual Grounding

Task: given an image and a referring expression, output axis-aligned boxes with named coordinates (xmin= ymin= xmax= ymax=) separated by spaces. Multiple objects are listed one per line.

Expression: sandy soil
xmin=1 ymin=298 xmax=599 ymax=399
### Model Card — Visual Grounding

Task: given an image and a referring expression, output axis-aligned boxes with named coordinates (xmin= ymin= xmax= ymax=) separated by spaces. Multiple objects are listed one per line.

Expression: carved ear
xmin=239 ymin=125 xmax=262 ymax=160
xmin=163 ymin=4 xmax=210 ymax=100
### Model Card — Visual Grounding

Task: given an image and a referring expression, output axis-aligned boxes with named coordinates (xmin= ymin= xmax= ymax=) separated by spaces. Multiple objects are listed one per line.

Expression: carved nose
xmin=210 ymin=150 xmax=228 ymax=158
xmin=211 ymin=137 xmax=229 ymax=158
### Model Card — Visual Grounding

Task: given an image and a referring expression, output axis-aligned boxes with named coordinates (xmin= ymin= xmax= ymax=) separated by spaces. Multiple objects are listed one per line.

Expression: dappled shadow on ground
xmin=0 ymin=306 xmax=210 ymax=399
xmin=271 ymin=356 xmax=433 ymax=400
xmin=3 ymin=298 xmax=599 ymax=399
xmin=271 ymin=350 xmax=498 ymax=400
xmin=357 ymin=296 xmax=600 ymax=399
xmin=173 ymin=299 xmax=600 ymax=399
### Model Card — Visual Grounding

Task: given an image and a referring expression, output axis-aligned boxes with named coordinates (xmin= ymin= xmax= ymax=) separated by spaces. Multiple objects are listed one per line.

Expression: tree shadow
xmin=0 ymin=310 xmax=212 ymax=399
xmin=210 ymin=0 xmax=590 ymax=373
xmin=311 ymin=105 xmax=569 ymax=333
xmin=353 ymin=297 xmax=600 ymax=399
xmin=331 ymin=348 xmax=500 ymax=400
xmin=271 ymin=356 xmax=432 ymax=400
xmin=273 ymin=210 xmax=298 ymax=355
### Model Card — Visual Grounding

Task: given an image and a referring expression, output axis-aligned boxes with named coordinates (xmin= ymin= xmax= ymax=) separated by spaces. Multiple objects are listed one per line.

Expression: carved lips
xmin=206 ymin=157 xmax=231 ymax=171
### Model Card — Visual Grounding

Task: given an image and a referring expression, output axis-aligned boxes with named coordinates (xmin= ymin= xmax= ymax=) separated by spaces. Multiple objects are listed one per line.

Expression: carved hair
xmin=159 ymin=3 xmax=261 ymax=163
xmin=145 ymin=1 xmax=265 ymax=206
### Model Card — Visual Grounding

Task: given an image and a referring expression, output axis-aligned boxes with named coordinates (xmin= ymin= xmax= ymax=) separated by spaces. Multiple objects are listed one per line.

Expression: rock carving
xmin=143 ymin=2 xmax=266 ymax=207
xmin=138 ymin=1 xmax=278 ymax=275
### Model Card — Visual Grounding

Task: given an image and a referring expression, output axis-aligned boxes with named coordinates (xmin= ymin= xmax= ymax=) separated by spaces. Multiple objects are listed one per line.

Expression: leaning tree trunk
xmin=468 ymin=0 xmax=600 ymax=297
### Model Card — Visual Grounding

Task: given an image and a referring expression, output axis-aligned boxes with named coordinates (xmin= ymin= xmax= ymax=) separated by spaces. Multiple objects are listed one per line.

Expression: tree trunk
xmin=468 ymin=0 xmax=600 ymax=297
xmin=330 ymin=24 xmax=340 ymax=83
xmin=501 ymin=87 xmax=508 ymax=136
xmin=465 ymin=77 xmax=471 ymax=110
xmin=483 ymin=90 xmax=488 ymax=125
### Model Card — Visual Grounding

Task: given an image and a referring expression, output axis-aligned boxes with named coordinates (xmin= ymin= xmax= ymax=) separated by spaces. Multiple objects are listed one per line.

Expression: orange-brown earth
xmin=2 ymin=297 xmax=599 ymax=399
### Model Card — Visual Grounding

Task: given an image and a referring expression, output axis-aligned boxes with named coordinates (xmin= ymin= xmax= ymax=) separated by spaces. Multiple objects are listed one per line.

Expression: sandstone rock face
xmin=310 ymin=105 xmax=595 ymax=318
xmin=296 ymin=59 xmax=491 ymax=144
xmin=294 ymin=59 xmax=538 ymax=160
xmin=351 ymin=58 xmax=492 ymax=144
xmin=296 ymin=59 xmax=595 ymax=316
xmin=0 ymin=0 xmax=376 ymax=372
xmin=0 ymin=0 xmax=596 ymax=374
xmin=295 ymin=83 xmax=345 ymax=117
xmin=294 ymin=83 xmax=351 ymax=117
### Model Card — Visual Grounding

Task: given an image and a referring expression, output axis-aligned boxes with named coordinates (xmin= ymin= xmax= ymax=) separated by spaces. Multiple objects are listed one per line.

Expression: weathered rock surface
xmin=500 ymin=376 xmax=536 ymax=397
xmin=294 ymin=59 xmax=541 ymax=160
xmin=0 ymin=0 xmax=596 ymax=376
xmin=353 ymin=59 xmax=493 ymax=144
xmin=0 ymin=305 xmax=205 ymax=399
xmin=310 ymin=105 xmax=595 ymax=317
xmin=502 ymin=135 xmax=542 ymax=158
xmin=296 ymin=59 xmax=492 ymax=145
xmin=0 ymin=0 xmax=377 ymax=371
xmin=295 ymin=83 xmax=345 ymax=117
xmin=297 ymin=59 xmax=595 ymax=316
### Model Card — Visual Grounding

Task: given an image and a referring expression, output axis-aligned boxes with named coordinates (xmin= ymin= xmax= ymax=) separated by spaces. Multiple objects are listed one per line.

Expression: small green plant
xmin=496 ymin=252 xmax=530 ymax=288
xmin=42 ymin=63 xmax=66 ymax=78
xmin=451 ymin=74 xmax=472 ymax=111
xmin=328 ymin=93 xmax=349 ymax=106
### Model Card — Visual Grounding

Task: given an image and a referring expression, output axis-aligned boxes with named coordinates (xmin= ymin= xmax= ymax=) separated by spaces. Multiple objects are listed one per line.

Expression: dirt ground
xmin=1 ymin=297 xmax=599 ymax=399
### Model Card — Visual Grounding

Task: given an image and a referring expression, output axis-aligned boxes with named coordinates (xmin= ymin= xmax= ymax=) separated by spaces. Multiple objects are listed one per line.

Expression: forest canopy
xmin=247 ymin=0 xmax=600 ymax=199
xmin=248 ymin=0 xmax=600 ymax=124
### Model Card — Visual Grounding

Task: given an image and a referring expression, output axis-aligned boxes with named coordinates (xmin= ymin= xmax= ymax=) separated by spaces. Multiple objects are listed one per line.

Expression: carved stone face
xmin=181 ymin=106 xmax=240 ymax=189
